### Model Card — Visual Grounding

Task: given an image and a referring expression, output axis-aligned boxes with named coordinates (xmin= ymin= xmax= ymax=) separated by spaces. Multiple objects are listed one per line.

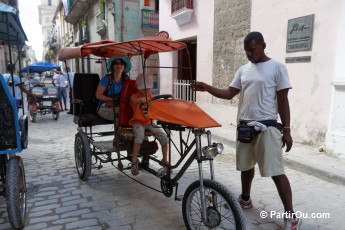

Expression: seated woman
xmin=95 ymin=56 xmax=131 ymax=123
xmin=128 ymin=73 xmax=169 ymax=176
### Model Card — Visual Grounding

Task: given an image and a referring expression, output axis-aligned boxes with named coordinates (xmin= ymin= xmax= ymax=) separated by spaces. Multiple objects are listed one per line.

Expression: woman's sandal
xmin=131 ymin=160 xmax=139 ymax=176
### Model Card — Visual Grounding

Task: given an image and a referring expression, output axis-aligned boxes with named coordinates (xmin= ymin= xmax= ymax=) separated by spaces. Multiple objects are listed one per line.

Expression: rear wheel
xmin=74 ymin=132 xmax=92 ymax=180
xmin=6 ymin=156 xmax=27 ymax=229
xmin=182 ymin=179 xmax=245 ymax=230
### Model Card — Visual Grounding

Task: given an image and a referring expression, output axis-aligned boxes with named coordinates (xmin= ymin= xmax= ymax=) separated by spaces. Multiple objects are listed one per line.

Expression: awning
xmin=57 ymin=37 xmax=187 ymax=61
xmin=20 ymin=62 xmax=60 ymax=74
xmin=0 ymin=2 xmax=28 ymax=45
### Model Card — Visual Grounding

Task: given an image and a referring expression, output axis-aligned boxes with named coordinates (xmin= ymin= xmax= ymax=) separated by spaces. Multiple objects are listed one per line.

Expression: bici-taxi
xmin=21 ymin=62 xmax=62 ymax=123
xmin=57 ymin=33 xmax=246 ymax=230
xmin=0 ymin=2 xmax=28 ymax=229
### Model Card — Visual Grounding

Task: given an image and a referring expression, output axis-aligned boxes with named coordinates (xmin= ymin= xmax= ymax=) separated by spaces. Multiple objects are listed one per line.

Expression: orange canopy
xmin=58 ymin=36 xmax=187 ymax=61
xmin=148 ymin=99 xmax=221 ymax=129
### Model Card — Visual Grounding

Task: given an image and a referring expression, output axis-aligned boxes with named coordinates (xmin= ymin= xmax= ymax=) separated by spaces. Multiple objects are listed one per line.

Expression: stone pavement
xmin=0 ymin=112 xmax=344 ymax=229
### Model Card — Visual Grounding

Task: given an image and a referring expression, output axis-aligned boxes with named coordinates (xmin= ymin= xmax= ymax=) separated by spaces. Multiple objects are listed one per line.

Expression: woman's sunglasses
xmin=113 ymin=61 xmax=125 ymax=66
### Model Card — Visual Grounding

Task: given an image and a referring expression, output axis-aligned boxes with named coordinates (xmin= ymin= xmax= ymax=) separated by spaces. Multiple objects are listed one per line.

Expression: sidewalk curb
xmin=211 ymin=131 xmax=345 ymax=186
xmin=284 ymin=158 xmax=345 ymax=186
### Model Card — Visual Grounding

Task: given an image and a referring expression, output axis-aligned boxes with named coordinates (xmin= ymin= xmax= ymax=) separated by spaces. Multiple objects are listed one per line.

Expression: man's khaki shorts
xmin=236 ymin=127 xmax=285 ymax=177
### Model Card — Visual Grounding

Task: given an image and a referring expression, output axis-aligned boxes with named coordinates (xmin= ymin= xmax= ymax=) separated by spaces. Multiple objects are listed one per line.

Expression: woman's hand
xmin=105 ymin=101 xmax=114 ymax=107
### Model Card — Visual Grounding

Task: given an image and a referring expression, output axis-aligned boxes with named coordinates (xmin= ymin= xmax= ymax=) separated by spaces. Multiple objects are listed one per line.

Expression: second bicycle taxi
xmin=21 ymin=62 xmax=61 ymax=122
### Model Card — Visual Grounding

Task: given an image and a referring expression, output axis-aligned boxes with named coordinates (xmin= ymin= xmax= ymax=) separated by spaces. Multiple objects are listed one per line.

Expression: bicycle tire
xmin=6 ymin=156 xmax=27 ymax=229
xmin=182 ymin=179 xmax=245 ymax=230
xmin=74 ymin=132 xmax=92 ymax=180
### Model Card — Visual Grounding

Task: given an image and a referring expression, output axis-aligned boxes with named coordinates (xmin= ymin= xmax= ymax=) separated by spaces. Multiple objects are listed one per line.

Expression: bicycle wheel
xmin=182 ymin=179 xmax=245 ymax=230
xmin=6 ymin=156 xmax=27 ymax=229
xmin=74 ymin=132 xmax=92 ymax=180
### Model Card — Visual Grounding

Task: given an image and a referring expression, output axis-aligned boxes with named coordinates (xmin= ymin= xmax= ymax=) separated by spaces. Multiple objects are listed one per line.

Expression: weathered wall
xmin=202 ymin=0 xmax=251 ymax=125
xmin=213 ymin=0 xmax=251 ymax=106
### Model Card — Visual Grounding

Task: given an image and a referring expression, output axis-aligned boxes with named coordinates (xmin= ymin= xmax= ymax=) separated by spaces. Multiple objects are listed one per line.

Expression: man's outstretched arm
xmin=191 ymin=81 xmax=240 ymax=100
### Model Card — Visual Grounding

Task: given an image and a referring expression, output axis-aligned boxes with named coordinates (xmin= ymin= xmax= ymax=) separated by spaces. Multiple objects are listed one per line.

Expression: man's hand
xmin=190 ymin=81 xmax=209 ymax=92
xmin=282 ymin=129 xmax=293 ymax=152
xmin=31 ymin=93 xmax=37 ymax=100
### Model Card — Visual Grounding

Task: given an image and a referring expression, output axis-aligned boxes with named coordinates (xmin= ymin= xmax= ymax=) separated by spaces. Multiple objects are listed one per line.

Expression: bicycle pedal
xmin=175 ymin=195 xmax=183 ymax=201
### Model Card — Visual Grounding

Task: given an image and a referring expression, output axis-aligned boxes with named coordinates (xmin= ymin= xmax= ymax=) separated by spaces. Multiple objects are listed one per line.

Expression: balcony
xmin=65 ymin=0 xmax=91 ymax=25
xmin=141 ymin=9 xmax=159 ymax=31
xmin=171 ymin=0 xmax=193 ymax=26
xmin=96 ymin=12 xmax=107 ymax=35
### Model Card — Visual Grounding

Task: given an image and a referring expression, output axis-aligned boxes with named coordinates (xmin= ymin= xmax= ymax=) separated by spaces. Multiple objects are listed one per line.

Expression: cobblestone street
xmin=0 ymin=112 xmax=344 ymax=229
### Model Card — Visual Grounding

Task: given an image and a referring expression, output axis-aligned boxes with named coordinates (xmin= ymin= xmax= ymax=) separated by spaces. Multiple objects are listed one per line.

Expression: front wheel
xmin=6 ymin=156 xmax=27 ymax=229
xmin=74 ymin=132 xmax=92 ymax=180
xmin=182 ymin=179 xmax=245 ymax=230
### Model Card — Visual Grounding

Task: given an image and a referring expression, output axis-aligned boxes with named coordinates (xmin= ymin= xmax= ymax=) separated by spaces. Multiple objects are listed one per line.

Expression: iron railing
xmin=171 ymin=0 xmax=193 ymax=14
xmin=141 ymin=9 xmax=159 ymax=29
xmin=173 ymin=79 xmax=196 ymax=102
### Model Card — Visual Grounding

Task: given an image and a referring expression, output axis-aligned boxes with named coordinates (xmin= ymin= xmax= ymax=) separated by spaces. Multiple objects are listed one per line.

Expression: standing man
xmin=2 ymin=64 xmax=36 ymax=102
xmin=52 ymin=69 xmax=68 ymax=111
xmin=54 ymin=67 xmax=74 ymax=114
xmin=191 ymin=32 xmax=301 ymax=230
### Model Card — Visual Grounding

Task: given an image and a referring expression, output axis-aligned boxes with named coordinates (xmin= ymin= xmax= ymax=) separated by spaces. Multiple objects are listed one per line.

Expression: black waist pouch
xmin=237 ymin=123 xmax=259 ymax=143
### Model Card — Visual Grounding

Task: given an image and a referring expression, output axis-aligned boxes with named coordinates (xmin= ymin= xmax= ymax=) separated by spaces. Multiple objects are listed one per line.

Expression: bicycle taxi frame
xmin=0 ymin=3 xmax=28 ymax=229
xmin=20 ymin=62 xmax=62 ymax=122
xmin=58 ymin=35 xmax=245 ymax=229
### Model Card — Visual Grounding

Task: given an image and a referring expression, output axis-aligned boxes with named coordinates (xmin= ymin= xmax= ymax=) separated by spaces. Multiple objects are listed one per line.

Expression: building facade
xmin=38 ymin=0 xmax=59 ymax=62
xmin=158 ymin=0 xmax=345 ymax=158
xmin=37 ymin=0 xmax=345 ymax=158
xmin=48 ymin=0 xmax=159 ymax=91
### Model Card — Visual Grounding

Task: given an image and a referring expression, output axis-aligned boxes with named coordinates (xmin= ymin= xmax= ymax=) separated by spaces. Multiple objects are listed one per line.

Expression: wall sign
xmin=285 ymin=56 xmax=311 ymax=63
xmin=286 ymin=14 xmax=314 ymax=52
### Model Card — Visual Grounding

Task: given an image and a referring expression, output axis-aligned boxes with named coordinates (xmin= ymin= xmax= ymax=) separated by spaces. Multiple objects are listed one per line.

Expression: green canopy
xmin=0 ymin=2 xmax=27 ymax=45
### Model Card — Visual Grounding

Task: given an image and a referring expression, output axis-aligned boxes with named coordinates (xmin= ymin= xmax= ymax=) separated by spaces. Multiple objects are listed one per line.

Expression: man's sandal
xmin=131 ymin=160 xmax=139 ymax=176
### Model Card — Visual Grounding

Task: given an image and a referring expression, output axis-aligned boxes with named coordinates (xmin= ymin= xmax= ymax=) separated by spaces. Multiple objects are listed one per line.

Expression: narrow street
xmin=0 ymin=111 xmax=344 ymax=230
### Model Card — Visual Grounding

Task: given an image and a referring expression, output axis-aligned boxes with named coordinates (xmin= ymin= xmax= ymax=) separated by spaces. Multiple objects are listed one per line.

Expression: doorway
xmin=175 ymin=39 xmax=196 ymax=101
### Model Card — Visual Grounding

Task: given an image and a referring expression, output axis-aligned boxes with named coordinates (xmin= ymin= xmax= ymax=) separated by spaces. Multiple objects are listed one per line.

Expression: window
xmin=171 ymin=0 xmax=193 ymax=14
xmin=45 ymin=16 xmax=50 ymax=24
xmin=48 ymin=0 xmax=52 ymax=6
